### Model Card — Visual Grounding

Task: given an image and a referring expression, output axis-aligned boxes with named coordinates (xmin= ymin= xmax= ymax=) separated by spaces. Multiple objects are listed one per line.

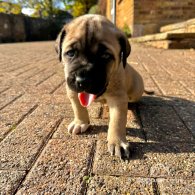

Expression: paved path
xmin=0 ymin=42 xmax=194 ymax=194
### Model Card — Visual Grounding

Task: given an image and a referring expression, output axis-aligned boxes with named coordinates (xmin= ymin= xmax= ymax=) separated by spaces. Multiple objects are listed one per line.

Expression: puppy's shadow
xmin=131 ymin=95 xmax=194 ymax=158
xmin=84 ymin=95 xmax=194 ymax=158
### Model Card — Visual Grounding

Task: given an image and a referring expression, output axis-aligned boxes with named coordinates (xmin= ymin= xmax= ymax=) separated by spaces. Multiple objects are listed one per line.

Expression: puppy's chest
xmin=94 ymin=96 xmax=107 ymax=104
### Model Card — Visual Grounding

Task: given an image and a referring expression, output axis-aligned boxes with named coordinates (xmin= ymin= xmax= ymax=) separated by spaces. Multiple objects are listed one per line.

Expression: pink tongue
xmin=78 ymin=92 xmax=96 ymax=107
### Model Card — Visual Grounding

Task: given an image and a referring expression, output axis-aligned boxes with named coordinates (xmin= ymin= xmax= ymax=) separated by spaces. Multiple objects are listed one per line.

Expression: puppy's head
xmin=55 ymin=14 xmax=131 ymax=97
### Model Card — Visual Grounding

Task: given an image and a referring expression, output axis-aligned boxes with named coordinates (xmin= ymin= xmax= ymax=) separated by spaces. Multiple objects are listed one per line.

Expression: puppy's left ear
xmin=55 ymin=27 xmax=66 ymax=62
xmin=118 ymin=33 xmax=131 ymax=68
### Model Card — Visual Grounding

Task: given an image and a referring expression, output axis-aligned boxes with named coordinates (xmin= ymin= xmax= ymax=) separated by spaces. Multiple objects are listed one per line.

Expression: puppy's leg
xmin=107 ymin=95 xmax=130 ymax=159
xmin=67 ymin=88 xmax=90 ymax=134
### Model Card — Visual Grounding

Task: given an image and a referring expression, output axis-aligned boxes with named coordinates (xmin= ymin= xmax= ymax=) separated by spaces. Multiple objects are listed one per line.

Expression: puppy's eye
xmin=66 ymin=50 xmax=77 ymax=58
xmin=101 ymin=52 xmax=112 ymax=60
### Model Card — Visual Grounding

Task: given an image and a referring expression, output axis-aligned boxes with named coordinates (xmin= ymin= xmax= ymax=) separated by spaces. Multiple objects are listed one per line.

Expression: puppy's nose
xmin=76 ymin=76 xmax=89 ymax=89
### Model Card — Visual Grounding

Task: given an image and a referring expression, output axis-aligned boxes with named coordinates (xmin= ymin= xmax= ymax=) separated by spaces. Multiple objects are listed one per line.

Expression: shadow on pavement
xmin=83 ymin=94 xmax=194 ymax=157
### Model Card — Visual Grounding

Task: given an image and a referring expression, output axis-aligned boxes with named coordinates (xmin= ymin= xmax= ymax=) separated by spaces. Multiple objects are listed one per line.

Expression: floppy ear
xmin=55 ymin=28 xmax=66 ymax=62
xmin=118 ymin=33 xmax=131 ymax=68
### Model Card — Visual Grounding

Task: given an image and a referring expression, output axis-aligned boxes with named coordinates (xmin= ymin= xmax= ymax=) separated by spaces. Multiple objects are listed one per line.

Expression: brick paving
xmin=0 ymin=41 xmax=194 ymax=194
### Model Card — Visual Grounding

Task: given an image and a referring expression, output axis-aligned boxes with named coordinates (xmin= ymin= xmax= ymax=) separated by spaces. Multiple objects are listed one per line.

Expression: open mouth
xmin=78 ymin=92 xmax=96 ymax=107
xmin=78 ymin=84 xmax=108 ymax=107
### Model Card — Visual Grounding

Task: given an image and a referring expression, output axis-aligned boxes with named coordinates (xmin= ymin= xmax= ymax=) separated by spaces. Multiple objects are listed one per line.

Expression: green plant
xmin=88 ymin=4 xmax=100 ymax=15
xmin=83 ymin=175 xmax=91 ymax=184
xmin=122 ymin=23 xmax=131 ymax=38
xmin=10 ymin=124 xmax=17 ymax=131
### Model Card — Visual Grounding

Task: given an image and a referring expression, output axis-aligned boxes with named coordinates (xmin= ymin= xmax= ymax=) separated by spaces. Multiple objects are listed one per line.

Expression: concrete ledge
xmin=144 ymin=39 xmax=195 ymax=49
xmin=130 ymin=32 xmax=195 ymax=49
xmin=160 ymin=18 xmax=195 ymax=33
xmin=131 ymin=33 xmax=195 ymax=42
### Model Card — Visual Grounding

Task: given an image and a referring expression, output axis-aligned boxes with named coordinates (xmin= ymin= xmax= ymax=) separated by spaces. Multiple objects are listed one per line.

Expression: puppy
xmin=55 ymin=14 xmax=144 ymax=158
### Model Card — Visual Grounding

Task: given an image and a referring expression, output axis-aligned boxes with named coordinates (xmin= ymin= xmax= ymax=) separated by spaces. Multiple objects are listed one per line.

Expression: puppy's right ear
xmin=118 ymin=33 xmax=131 ymax=68
xmin=55 ymin=28 xmax=66 ymax=62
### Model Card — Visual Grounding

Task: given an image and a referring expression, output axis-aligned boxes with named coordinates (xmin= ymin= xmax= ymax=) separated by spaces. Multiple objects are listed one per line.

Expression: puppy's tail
xmin=144 ymin=89 xmax=155 ymax=95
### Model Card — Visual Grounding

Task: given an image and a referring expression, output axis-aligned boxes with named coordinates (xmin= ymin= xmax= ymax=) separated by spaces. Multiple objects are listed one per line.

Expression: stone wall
xmin=106 ymin=0 xmax=195 ymax=36
xmin=0 ymin=13 xmax=63 ymax=43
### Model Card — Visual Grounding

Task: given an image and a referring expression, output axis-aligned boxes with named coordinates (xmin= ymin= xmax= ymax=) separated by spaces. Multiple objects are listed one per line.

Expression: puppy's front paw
xmin=68 ymin=121 xmax=90 ymax=134
xmin=108 ymin=140 xmax=131 ymax=159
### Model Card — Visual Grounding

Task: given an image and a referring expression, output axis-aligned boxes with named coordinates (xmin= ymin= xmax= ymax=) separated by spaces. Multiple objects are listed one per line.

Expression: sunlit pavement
xmin=0 ymin=42 xmax=194 ymax=194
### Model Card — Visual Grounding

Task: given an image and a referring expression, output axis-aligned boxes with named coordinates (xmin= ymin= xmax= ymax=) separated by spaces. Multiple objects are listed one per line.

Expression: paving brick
xmin=139 ymin=95 xmax=170 ymax=106
xmin=0 ymin=123 xmax=10 ymax=142
xmin=167 ymin=60 xmax=195 ymax=79
xmin=142 ymin=77 xmax=163 ymax=95
xmin=21 ymin=94 xmax=67 ymax=104
xmin=19 ymin=67 xmax=47 ymax=82
xmin=17 ymin=86 xmax=51 ymax=95
xmin=53 ymin=118 xmax=108 ymax=140
xmin=35 ymin=74 xmax=65 ymax=94
xmin=157 ymin=178 xmax=195 ymax=195
xmin=174 ymin=105 xmax=195 ymax=137
xmin=30 ymin=101 xmax=101 ymax=120
xmin=0 ymin=89 xmax=23 ymax=110
xmin=87 ymin=176 xmax=155 ymax=194
xmin=5 ymin=63 xmax=32 ymax=73
xmin=139 ymin=105 xmax=193 ymax=142
xmin=162 ymin=57 xmax=195 ymax=79
xmin=0 ymin=41 xmax=194 ymax=193
xmin=0 ymin=87 xmax=10 ymax=94
xmin=12 ymin=65 xmax=37 ymax=77
xmin=52 ymin=117 xmax=74 ymax=139
xmin=182 ymin=65 xmax=195 ymax=78
xmin=153 ymin=76 xmax=191 ymax=96
xmin=93 ymin=141 xmax=195 ymax=179
xmin=88 ymin=103 xmax=103 ymax=119
xmin=180 ymin=80 xmax=195 ymax=95
xmin=100 ymin=105 xmax=145 ymax=142
xmin=161 ymin=95 xmax=195 ymax=107
xmin=103 ymin=104 xmax=140 ymax=128
xmin=29 ymin=103 xmax=68 ymax=118
xmin=138 ymin=53 xmax=170 ymax=77
xmin=0 ymin=75 xmax=17 ymax=87
xmin=53 ymin=82 xmax=66 ymax=95
xmin=17 ymin=76 xmax=65 ymax=95
xmin=128 ymin=58 xmax=148 ymax=76
xmin=0 ymin=170 xmax=26 ymax=195
xmin=16 ymin=139 xmax=95 ymax=194
xmin=37 ymin=94 xmax=70 ymax=104
xmin=0 ymin=100 xmax=37 ymax=140
xmin=17 ymin=68 xmax=49 ymax=84
xmin=0 ymin=116 xmax=62 ymax=170
xmin=53 ymin=114 xmax=145 ymax=143
xmin=26 ymin=69 xmax=57 ymax=87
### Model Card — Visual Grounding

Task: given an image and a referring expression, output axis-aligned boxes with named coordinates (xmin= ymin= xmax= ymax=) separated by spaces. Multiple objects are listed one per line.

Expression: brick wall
xmin=134 ymin=0 xmax=195 ymax=36
xmin=106 ymin=0 xmax=112 ymax=21
xmin=106 ymin=0 xmax=195 ymax=36
xmin=106 ymin=0 xmax=134 ymax=30
xmin=116 ymin=0 xmax=133 ymax=30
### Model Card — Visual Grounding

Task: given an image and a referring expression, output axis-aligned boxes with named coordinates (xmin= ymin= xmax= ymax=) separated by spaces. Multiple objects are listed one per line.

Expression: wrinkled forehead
xmin=63 ymin=17 xmax=120 ymax=54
